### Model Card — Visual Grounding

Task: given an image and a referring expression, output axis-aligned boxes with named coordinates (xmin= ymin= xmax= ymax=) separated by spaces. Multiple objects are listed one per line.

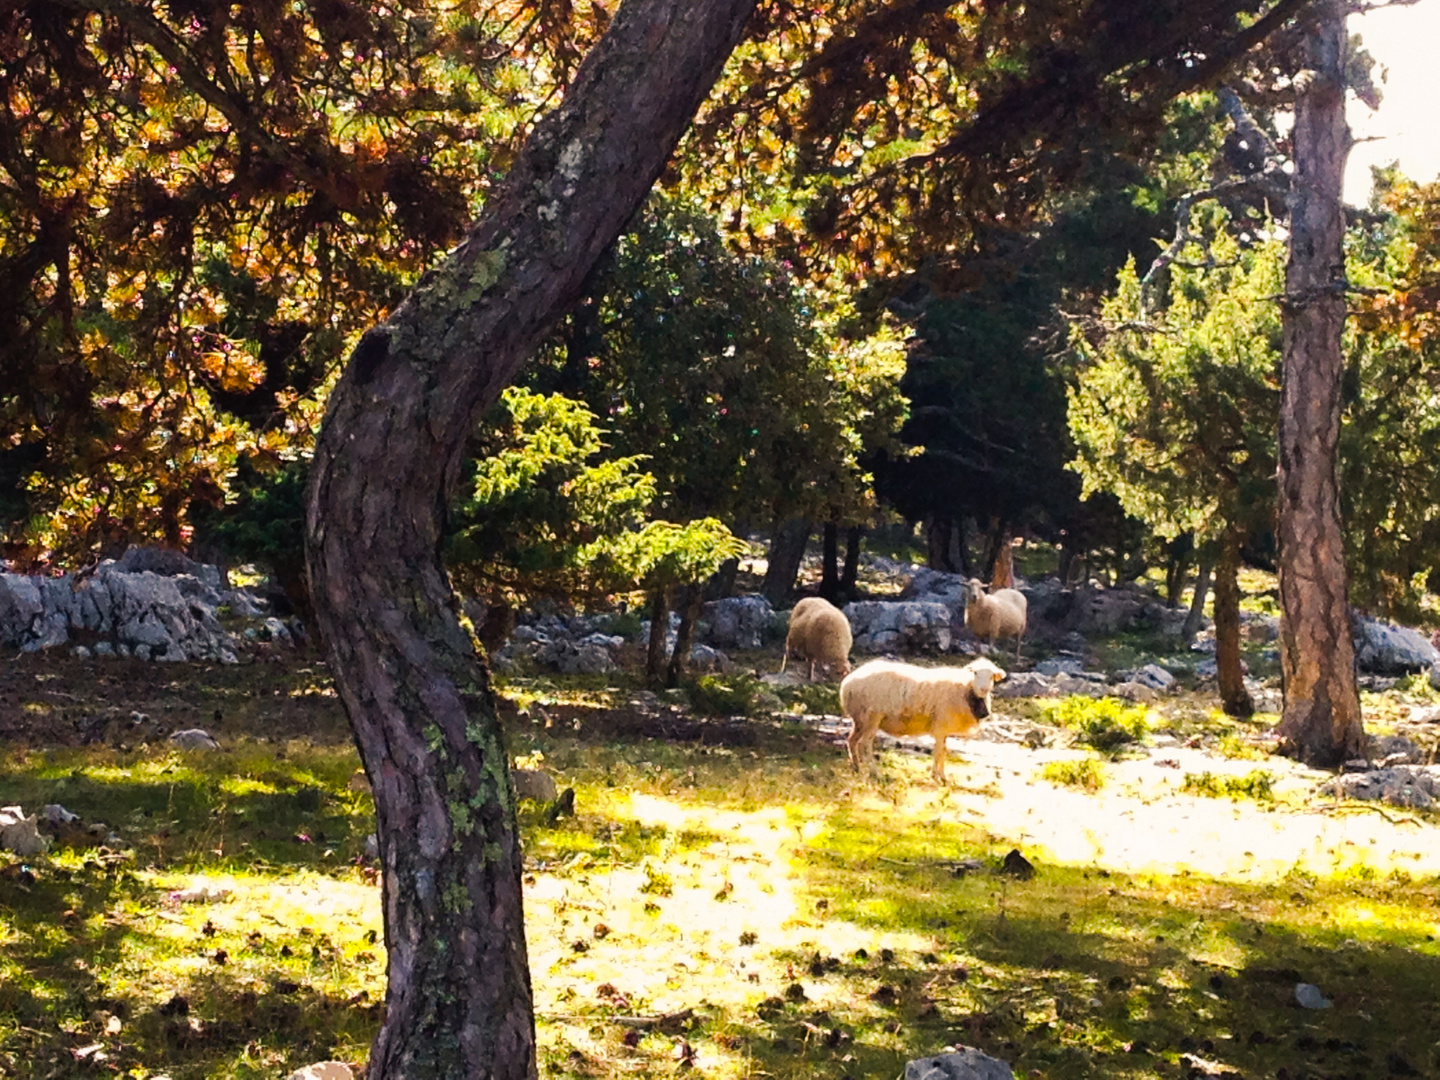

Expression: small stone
xmin=999 ymin=849 xmax=1035 ymax=880
xmin=0 ymin=806 xmax=51 ymax=856
xmin=511 ymin=769 xmax=558 ymax=803
xmin=71 ymin=645 xmax=92 ymax=659
xmin=286 ymin=1064 xmax=355 ymax=1080
xmin=1294 ymin=982 xmax=1331 ymax=1009
xmin=168 ymin=729 xmax=220 ymax=751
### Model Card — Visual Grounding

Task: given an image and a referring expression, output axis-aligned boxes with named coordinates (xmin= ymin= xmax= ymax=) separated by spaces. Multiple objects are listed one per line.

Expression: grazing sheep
xmin=840 ymin=657 xmax=1006 ymax=782
xmin=781 ymin=597 xmax=853 ymax=682
xmin=964 ymin=578 xmax=1028 ymax=659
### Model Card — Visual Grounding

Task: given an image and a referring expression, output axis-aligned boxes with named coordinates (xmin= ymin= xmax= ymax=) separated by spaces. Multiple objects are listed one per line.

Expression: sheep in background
xmin=840 ymin=657 xmax=1006 ymax=782
xmin=780 ymin=597 xmax=853 ymax=682
xmin=964 ymin=578 xmax=1027 ymax=660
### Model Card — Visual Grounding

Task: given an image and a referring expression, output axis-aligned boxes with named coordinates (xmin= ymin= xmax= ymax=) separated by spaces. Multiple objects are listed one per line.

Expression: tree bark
xmin=1181 ymin=555 xmax=1213 ymax=645
xmin=841 ymin=524 xmax=863 ymax=598
xmin=762 ymin=517 xmax=811 ymax=604
xmin=820 ymin=520 xmax=840 ymax=600
xmin=665 ymin=583 xmax=703 ymax=687
xmin=302 ymin=2 xmax=758 ymax=1076
xmin=1213 ymin=529 xmax=1252 ymax=718
xmin=646 ymin=588 xmax=671 ymax=684
xmin=1165 ymin=533 xmax=1194 ymax=609
xmin=1274 ymin=0 xmax=1364 ymax=767
xmin=925 ymin=514 xmax=955 ymax=572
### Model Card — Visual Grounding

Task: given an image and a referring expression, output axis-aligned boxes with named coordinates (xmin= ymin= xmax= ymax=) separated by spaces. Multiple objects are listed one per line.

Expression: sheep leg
xmin=931 ymin=736 xmax=948 ymax=784
xmin=808 ymin=658 xmax=817 ymax=682
xmin=779 ymin=648 xmax=789 ymax=675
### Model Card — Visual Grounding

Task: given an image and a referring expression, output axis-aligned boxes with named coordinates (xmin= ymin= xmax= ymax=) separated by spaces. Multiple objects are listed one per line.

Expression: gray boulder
xmin=845 ymin=600 xmax=954 ymax=654
xmin=688 ymin=644 xmax=732 ymax=673
xmin=905 ymin=1048 xmax=1014 ymax=1080
xmin=512 ymin=769 xmax=559 ymax=802
xmin=1073 ymin=588 xmax=1146 ymax=634
xmin=699 ymin=595 xmax=775 ymax=650
xmin=991 ymin=672 xmax=1054 ymax=699
xmin=536 ymin=639 xmax=616 ymax=676
xmin=1353 ymin=617 xmax=1437 ymax=674
xmin=1035 ymin=657 xmax=1084 ymax=677
xmin=903 ymin=567 xmax=968 ymax=609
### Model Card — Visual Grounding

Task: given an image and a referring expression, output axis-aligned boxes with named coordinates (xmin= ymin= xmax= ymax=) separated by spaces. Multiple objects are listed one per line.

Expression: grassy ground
xmin=2 ymin=653 xmax=1439 ymax=1079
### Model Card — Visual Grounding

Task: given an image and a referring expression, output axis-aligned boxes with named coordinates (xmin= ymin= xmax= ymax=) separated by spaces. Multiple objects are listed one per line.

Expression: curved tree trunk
xmin=303 ymin=3 xmax=758 ymax=1076
xmin=1274 ymin=0 xmax=1364 ymax=767
xmin=1213 ymin=529 xmax=1252 ymax=718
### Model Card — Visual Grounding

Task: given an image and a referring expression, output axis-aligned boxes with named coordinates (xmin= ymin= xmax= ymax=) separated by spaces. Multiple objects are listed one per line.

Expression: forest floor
xmin=1 ymin=649 xmax=1438 ymax=1080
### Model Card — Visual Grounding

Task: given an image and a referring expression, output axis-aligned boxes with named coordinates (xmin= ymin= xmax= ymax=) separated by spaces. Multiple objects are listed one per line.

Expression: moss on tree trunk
xmin=303 ymin=2 xmax=758 ymax=1075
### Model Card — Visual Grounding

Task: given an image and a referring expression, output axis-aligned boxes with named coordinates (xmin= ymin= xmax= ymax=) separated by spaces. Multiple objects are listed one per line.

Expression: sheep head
xmin=960 ymin=657 xmax=1006 ymax=719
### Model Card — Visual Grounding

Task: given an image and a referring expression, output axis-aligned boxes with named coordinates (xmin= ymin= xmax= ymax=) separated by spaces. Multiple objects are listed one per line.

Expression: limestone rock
xmin=991 ymin=672 xmax=1054 ymax=699
xmin=1353 ymin=617 xmax=1438 ymax=674
xmin=512 ymin=769 xmax=559 ymax=803
xmin=699 ymin=595 xmax=776 ymax=650
xmin=0 ymin=806 xmax=51 ymax=856
xmin=904 ymin=1047 xmax=1015 ymax=1080
xmin=286 ymin=1063 xmax=354 ymax=1080
xmin=168 ymin=729 xmax=221 ymax=751
xmin=845 ymin=600 xmax=954 ymax=655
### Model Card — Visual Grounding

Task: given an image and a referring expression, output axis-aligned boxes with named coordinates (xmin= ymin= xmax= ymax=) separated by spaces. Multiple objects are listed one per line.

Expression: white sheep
xmin=780 ymin=597 xmax=853 ymax=682
xmin=964 ymin=578 xmax=1027 ymax=659
xmin=840 ymin=657 xmax=1006 ymax=782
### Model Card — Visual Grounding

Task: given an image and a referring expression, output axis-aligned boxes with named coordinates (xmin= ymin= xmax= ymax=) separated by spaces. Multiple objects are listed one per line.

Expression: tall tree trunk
xmin=1213 ymin=529 xmax=1252 ymax=718
xmin=302 ymin=3 xmax=757 ymax=1077
xmin=665 ymin=584 xmax=703 ymax=687
xmin=1274 ymin=0 xmax=1364 ymax=767
xmin=841 ymin=525 xmax=863 ymax=598
xmin=1181 ymin=555 xmax=1213 ymax=645
xmin=762 ymin=517 xmax=811 ymax=604
xmin=981 ymin=517 xmax=1008 ymax=581
xmin=820 ymin=520 xmax=840 ymax=600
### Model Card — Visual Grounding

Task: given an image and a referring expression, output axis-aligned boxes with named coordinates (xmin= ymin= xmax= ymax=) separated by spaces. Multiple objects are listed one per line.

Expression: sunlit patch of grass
xmin=7 ymin=660 xmax=1440 ymax=1080
xmin=1214 ymin=734 xmax=1267 ymax=761
xmin=1039 ymin=758 xmax=1108 ymax=791
xmin=1180 ymin=769 xmax=1276 ymax=801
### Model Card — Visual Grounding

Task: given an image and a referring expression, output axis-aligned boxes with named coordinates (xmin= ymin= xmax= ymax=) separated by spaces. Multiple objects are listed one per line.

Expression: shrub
xmin=1180 ymin=769 xmax=1275 ymax=801
xmin=1040 ymin=696 xmax=1149 ymax=753
xmin=1039 ymin=758 xmax=1107 ymax=791
xmin=687 ymin=675 xmax=759 ymax=717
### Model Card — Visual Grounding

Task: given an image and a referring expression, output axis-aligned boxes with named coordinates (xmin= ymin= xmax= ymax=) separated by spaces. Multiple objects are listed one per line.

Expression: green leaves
xmin=448 ymin=388 xmax=743 ymax=606
xmin=1068 ymin=224 xmax=1283 ymax=544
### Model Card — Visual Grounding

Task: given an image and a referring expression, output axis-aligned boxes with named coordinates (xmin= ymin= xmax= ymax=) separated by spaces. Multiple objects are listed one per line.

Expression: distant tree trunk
xmin=841 ymin=525 xmax=863 ymax=599
xmin=665 ymin=584 xmax=703 ymax=687
xmin=708 ymin=557 xmax=739 ymax=600
xmin=1214 ymin=528 xmax=1253 ymax=717
xmin=1165 ymin=533 xmax=1195 ymax=608
xmin=477 ymin=597 xmax=517 ymax=657
xmin=820 ymin=520 xmax=841 ymax=600
xmin=302 ymin=2 xmax=758 ymax=1076
xmin=1058 ymin=543 xmax=1078 ymax=586
xmin=763 ymin=517 xmax=811 ymax=603
xmin=925 ymin=515 xmax=956 ymax=572
xmin=1181 ymin=556 xmax=1213 ymax=645
xmin=646 ymin=588 xmax=671 ymax=684
xmin=981 ymin=518 xmax=1008 ymax=580
xmin=991 ymin=536 xmax=1015 ymax=589
xmin=1274 ymin=0 xmax=1364 ymax=767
